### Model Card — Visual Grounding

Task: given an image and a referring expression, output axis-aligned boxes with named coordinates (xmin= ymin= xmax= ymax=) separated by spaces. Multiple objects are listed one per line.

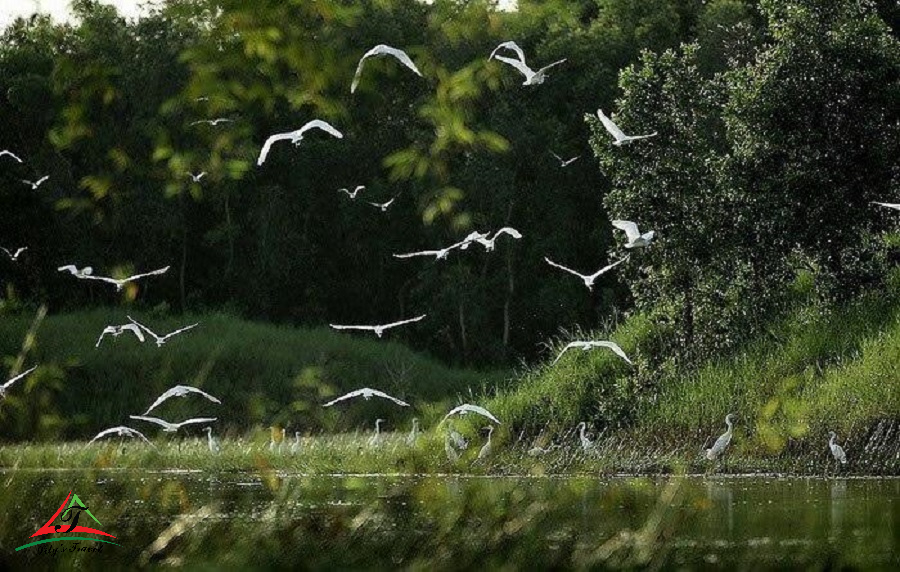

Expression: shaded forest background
xmin=1 ymin=0 xmax=898 ymax=370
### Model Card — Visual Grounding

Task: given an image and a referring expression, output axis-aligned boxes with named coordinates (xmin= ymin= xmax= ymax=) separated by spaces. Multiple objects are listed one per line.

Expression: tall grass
xmin=0 ymin=308 xmax=503 ymax=441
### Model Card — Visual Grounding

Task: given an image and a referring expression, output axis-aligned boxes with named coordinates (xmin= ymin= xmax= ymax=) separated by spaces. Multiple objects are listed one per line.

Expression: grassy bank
xmin=0 ymin=308 xmax=502 ymax=440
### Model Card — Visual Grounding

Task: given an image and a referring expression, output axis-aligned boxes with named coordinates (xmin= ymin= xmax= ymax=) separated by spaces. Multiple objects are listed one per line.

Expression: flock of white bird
xmin=0 ymin=40 xmax=854 ymax=468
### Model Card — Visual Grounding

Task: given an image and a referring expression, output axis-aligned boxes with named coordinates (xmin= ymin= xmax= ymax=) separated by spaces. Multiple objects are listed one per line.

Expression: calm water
xmin=1 ymin=471 xmax=897 ymax=570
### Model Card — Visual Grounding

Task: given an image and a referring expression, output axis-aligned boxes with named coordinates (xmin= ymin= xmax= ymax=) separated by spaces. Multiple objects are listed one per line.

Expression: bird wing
xmin=127 ymin=315 xmax=160 ymax=341
xmin=544 ymin=257 xmax=586 ymax=280
xmin=383 ymin=314 xmax=427 ymax=329
xmin=392 ymin=251 xmax=441 ymax=258
xmin=550 ymin=151 xmax=563 ymax=163
xmin=368 ymin=389 xmax=411 ymax=407
xmin=57 ymin=265 xmax=78 ymax=275
xmin=591 ymin=341 xmax=633 ymax=365
xmin=489 ymin=40 xmax=526 ymax=63
xmin=2 ymin=365 xmax=37 ymax=390
xmin=492 ymin=227 xmax=522 ymax=241
xmin=175 ymin=417 xmax=218 ymax=428
xmin=625 ymin=132 xmax=657 ymax=142
xmin=120 ymin=323 xmax=145 ymax=342
xmin=611 ymin=220 xmax=641 ymax=242
xmin=587 ymin=255 xmax=629 ymax=281
xmin=142 ymin=385 xmax=181 ymax=415
xmin=552 ymin=343 xmax=580 ymax=365
xmin=179 ymin=384 xmax=221 ymax=404
xmin=492 ymin=55 xmax=534 ymax=78
xmin=14 ymin=247 xmax=26 ymax=257
xmin=329 ymin=323 xmax=374 ymax=331
xmin=257 ymin=132 xmax=294 ymax=166
xmin=536 ymin=59 xmax=566 ymax=74
xmin=89 ymin=426 xmax=151 ymax=444
xmin=125 ymin=266 xmax=171 ymax=282
xmin=873 ymin=202 xmax=900 ymax=210
xmin=298 ymin=119 xmax=344 ymax=140
xmin=95 ymin=326 xmax=118 ymax=348
xmin=35 ymin=175 xmax=49 ymax=186
xmin=352 ymin=44 xmax=422 ymax=93
xmin=161 ymin=322 xmax=199 ymax=340
xmin=596 ymin=109 xmax=627 ymax=141
xmin=323 ymin=389 xmax=365 ymax=407
xmin=129 ymin=415 xmax=175 ymax=430
xmin=0 ymin=150 xmax=23 ymax=162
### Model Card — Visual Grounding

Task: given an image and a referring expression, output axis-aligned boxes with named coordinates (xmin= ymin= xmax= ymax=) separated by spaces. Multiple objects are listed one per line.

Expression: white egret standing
xmin=576 ymin=422 xmax=593 ymax=452
xmin=129 ymin=415 xmax=218 ymax=433
xmin=322 ymin=387 xmax=410 ymax=407
xmin=552 ymin=340 xmax=633 ymax=366
xmin=257 ymin=120 xmax=343 ymax=166
xmin=445 ymin=434 xmax=460 ymax=462
xmin=828 ymin=431 xmax=847 ymax=465
xmin=0 ymin=150 xmax=23 ymax=163
xmin=0 ymin=366 xmax=37 ymax=399
xmin=142 ymin=384 xmax=222 ymax=415
xmin=368 ymin=419 xmax=386 ymax=447
xmin=205 ymin=426 xmax=220 ymax=454
xmin=291 ymin=431 xmax=302 ymax=455
xmin=329 ymin=315 xmax=426 ymax=338
xmin=476 ymin=426 xmax=495 ymax=462
xmin=544 ymin=256 xmax=629 ymax=291
xmin=1 ymin=247 xmax=27 ymax=261
xmin=705 ymin=414 xmax=736 ymax=461
xmin=407 ymin=418 xmax=420 ymax=446
xmin=596 ymin=109 xmax=657 ymax=145
xmin=489 ymin=41 xmax=565 ymax=86
xmin=351 ymin=44 xmax=423 ymax=94
xmin=127 ymin=316 xmax=199 ymax=347
xmin=612 ymin=220 xmax=655 ymax=249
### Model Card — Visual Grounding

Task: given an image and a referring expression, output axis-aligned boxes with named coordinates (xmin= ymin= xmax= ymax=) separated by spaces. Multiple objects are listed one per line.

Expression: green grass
xmin=0 ymin=308 xmax=503 ymax=441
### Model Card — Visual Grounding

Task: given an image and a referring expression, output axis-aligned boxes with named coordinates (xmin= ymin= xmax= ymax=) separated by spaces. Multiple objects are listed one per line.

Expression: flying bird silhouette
xmin=472 ymin=227 xmax=522 ymax=252
xmin=0 ymin=366 xmax=37 ymax=399
xmin=329 ymin=314 xmax=426 ymax=337
xmin=322 ymin=387 xmax=410 ymax=407
xmin=0 ymin=150 xmax=23 ymax=163
xmin=129 ymin=415 xmax=218 ymax=433
xmin=367 ymin=197 xmax=396 ymax=212
xmin=21 ymin=175 xmax=48 ymax=190
xmin=127 ymin=316 xmax=198 ymax=347
xmin=441 ymin=404 xmax=502 ymax=425
xmin=338 ymin=185 xmax=366 ymax=199
xmin=544 ymin=256 xmax=629 ymax=291
xmin=551 ymin=151 xmax=580 ymax=167
xmin=69 ymin=266 xmax=171 ymax=291
xmin=88 ymin=426 xmax=153 ymax=445
xmin=190 ymin=118 xmax=233 ymax=126
xmin=351 ymin=44 xmax=423 ymax=94
xmin=489 ymin=41 xmax=566 ymax=86
xmin=141 ymin=384 xmax=222 ymax=416
xmin=257 ymin=120 xmax=343 ymax=166
xmin=612 ymin=220 xmax=655 ymax=249
xmin=552 ymin=340 xmax=633 ymax=366
xmin=95 ymin=323 xmax=146 ymax=348
xmin=1 ymin=247 xmax=27 ymax=261
xmin=596 ymin=109 xmax=657 ymax=145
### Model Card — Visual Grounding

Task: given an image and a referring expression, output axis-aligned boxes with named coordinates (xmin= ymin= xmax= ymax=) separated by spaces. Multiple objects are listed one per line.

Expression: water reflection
xmin=0 ymin=471 xmax=896 ymax=570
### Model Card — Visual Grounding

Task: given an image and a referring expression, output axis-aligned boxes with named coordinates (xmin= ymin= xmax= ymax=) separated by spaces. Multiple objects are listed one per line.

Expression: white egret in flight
xmin=367 ymin=197 xmax=396 ymax=212
xmin=441 ymin=404 xmax=502 ymax=425
xmin=0 ymin=366 xmax=37 ymax=399
xmin=190 ymin=118 xmax=233 ymax=126
xmin=1 ymin=247 xmax=27 ymax=261
xmin=596 ymin=109 xmax=657 ymax=145
xmin=129 ymin=415 xmax=218 ymax=433
xmin=21 ymin=176 xmax=49 ymax=190
xmin=127 ymin=316 xmax=199 ymax=346
xmin=544 ymin=256 xmax=629 ymax=291
xmin=60 ymin=266 xmax=170 ymax=291
xmin=322 ymin=387 xmax=410 ymax=407
xmin=329 ymin=314 xmax=426 ymax=338
xmin=489 ymin=41 xmax=566 ymax=86
xmin=473 ymin=227 xmax=522 ymax=252
xmin=612 ymin=220 xmax=655 ymax=249
xmin=339 ymin=185 xmax=365 ymax=199
xmin=828 ymin=431 xmax=847 ymax=465
xmin=88 ymin=426 xmax=153 ymax=445
xmin=95 ymin=323 xmax=145 ymax=348
xmin=187 ymin=171 xmax=206 ymax=183
xmin=551 ymin=151 xmax=580 ymax=167
xmin=705 ymin=413 xmax=736 ymax=461
xmin=257 ymin=120 xmax=343 ymax=166
xmin=142 ymin=384 xmax=222 ymax=415
xmin=351 ymin=44 xmax=423 ymax=94
xmin=553 ymin=340 xmax=633 ymax=366
xmin=0 ymin=150 xmax=23 ymax=163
